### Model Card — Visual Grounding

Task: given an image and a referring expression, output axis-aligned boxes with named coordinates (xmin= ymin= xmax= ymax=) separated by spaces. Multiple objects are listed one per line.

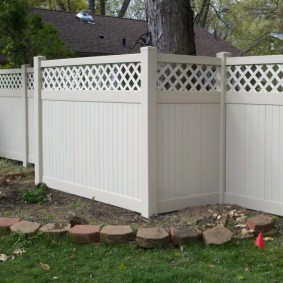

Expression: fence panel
xmin=0 ymin=70 xmax=23 ymax=161
xmin=156 ymin=54 xmax=221 ymax=213
xmin=225 ymin=56 xmax=283 ymax=215
xmin=38 ymin=55 xmax=145 ymax=214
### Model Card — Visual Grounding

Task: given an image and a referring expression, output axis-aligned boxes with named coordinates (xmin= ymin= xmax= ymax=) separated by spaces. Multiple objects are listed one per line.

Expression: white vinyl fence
xmin=0 ymin=47 xmax=282 ymax=217
xmin=225 ymin=56 xmax=283 ymax=215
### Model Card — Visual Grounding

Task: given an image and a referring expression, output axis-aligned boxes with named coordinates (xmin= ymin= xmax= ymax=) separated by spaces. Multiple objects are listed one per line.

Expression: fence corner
xmin=216 ymin=52 xmax=231 ymax=204
xmin=140 ymin=46 xmax=158 ymax=217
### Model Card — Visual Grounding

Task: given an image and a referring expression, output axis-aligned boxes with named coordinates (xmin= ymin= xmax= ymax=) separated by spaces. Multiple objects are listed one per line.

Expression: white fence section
xmin=156 ymin=54 xmax=221 ymax=213
xmin=0 ymin=68 xmax=24 ymax=162
xmin=0 ymin=48 xmax=283 ymax=217
xmin=0 ymin=66 xmax=34 ymax=166
xmin=35 ymin=53 xmax=147 ymax=215
xmin=225 ymin=56 xmax=283 ymax=215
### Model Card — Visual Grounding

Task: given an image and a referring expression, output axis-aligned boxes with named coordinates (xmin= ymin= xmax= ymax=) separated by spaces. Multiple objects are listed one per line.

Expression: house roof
xmin=31 ymin=8 xmax=147 ymax=56
xmin=194 ymin=26 xmax=241 ymax=56
xmin=30 ymin=8 xmax=241 ymax=57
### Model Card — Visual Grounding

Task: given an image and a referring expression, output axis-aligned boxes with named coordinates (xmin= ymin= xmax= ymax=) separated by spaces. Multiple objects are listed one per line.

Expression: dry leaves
xmin=39 ymin=262 xmax=50 ymax=270
xmin=14 ymin=248 xmax=26 ymax=256
xmin=0 ymin=254 xmax=8 ymax=262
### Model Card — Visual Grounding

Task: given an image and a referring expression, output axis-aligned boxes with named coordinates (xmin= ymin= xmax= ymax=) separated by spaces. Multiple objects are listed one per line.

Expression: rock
xmin=171 ymin=226 xmax=202 ymax=246
xmin=100 ymin=225 xmax=135 ymax=244
xmin=203 ymin=226 xmax=233 ymax=245
xmin=246 ymin=215 xmax=274 ymax=233
xmin=39 ymin=223 xmax=70 ymax=237
xmin=10 ymin=220 xmax=41 ymax=234
xmin=136 ymin=227 xmax=170 ymax=248
xmin=0 ymin=217 xmax=21 ymax=232
xmin=68 ymin=225 xmax=100 ymax=243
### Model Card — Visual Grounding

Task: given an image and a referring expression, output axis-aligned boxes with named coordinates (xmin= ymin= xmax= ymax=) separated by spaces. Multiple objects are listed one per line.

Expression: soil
xmin=0 ymin=159 xmax=281 ymax=236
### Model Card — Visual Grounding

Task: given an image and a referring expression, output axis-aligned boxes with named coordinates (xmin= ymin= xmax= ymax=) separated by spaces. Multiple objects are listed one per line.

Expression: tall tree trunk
xmin=118 ymin=0 xmax=131 ymax=18
xmin=88 ymin=0 xmax=95 ymax=13
xmin=55 ymin=0 xmax=66 ymax=11
xmin=66 ymin=0 xmax=71 ymax=11
xmin=100 ymin=0 xmax=106 ymax=15
xmin=146 ymin=0 xmax=196 ymax=55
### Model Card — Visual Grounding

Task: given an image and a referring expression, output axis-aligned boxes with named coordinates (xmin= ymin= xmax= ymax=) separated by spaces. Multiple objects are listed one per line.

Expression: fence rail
xmin=0 ymin=48 xmax=283 ymax=217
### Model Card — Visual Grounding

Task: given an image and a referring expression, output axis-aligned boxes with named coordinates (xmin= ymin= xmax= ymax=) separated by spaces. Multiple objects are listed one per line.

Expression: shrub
xmin=20 ymin=183 xmax=48 ymax=204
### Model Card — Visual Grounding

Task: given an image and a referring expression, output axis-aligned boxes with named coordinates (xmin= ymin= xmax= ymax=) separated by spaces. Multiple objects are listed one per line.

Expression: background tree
xmin=0 ymin=0 xmax=73 ymax=67
xmin=99 ymin=0 xmax=106 ymax=15
xmin=191 ymin=0 xmax=282 ymax=54
xmin=88 ymin=0 xmax=95 ymax=13
xmin=146 ymin=0 xmax=196 ymax=55
xmin=118 ymin=0 xmax=131 ymax=17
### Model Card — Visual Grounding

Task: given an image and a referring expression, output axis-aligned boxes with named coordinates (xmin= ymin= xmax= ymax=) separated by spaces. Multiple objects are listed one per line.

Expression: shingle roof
xmin=32 ymin=8 xmax=241 ymax=57
xmin=194 ymin=26 xmax=241 ymax=56
xmin=31 ymin=8 xmax=147 ymax=55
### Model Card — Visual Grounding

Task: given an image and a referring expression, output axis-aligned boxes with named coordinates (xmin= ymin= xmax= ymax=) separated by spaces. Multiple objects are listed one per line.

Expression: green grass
xmin=0 ymin=233 xmax=283 ymax=283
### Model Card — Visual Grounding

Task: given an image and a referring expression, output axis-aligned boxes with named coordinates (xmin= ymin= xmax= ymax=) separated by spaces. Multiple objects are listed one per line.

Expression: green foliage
xmin=192 ymin=0 xmax=282 ymax=55
xmin=25 ymin=14 xmax=74 ymax=62
xmin=246 ymin=36 xmax=283 ymax=56
xmin=20 ymin=183 xmax=48 ymax=204
xmin=0 ymin=0 xmax=28 ymax=67
xmin=28 ymin=0 xmax=88 ymax=11
xmin=0 ymin=0 xmax=74 ymax=67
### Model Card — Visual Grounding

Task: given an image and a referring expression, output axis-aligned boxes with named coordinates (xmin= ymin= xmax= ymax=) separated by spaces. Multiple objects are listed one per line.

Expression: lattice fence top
xmin=0 ymin=73 xmax=22 ymax=90
xmin=157 ymin=62 xmax=219 ymax=91
xmin=42 ymin=63 xmax=141 ymax=91
xmin=227 ymin=64 xmax=283 ymax=93
xmin=28 ymin=73 xmax=34 ymax=91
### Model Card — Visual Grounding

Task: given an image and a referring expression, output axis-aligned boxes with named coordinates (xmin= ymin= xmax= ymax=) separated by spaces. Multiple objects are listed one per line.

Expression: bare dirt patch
xmin=0 ymin=158 xmax=281 ymax=236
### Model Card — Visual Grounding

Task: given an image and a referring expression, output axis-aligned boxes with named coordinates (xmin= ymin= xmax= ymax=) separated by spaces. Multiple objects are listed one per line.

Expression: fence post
xmin=216 ymin=52 xmax=231 ymax=204
xmin=34 ymin=56 xmax=45 ymax=184
xmin=21 ymin=64 xmax=29 ymax=167
xmin=140 ymin=46 xmax=158 ymax=217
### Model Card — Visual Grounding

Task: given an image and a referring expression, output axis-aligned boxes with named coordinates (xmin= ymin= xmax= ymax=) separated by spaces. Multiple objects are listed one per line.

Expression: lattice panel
xmin=157 ymin=63 xmax=219 ymax=91
xmin=227 ymin=64 xmax=283 ymax=92
xmin=0 ymin=73 xmax=22 ymax=90
xmin=42 ymin=63 xmax=141 ymax=91
xmin=27 ymin=73 xmax=34 ymax=90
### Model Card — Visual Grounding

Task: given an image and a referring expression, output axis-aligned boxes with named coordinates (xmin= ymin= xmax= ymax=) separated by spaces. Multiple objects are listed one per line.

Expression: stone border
xmin=0 ymin=215 xmax=277 ymax=248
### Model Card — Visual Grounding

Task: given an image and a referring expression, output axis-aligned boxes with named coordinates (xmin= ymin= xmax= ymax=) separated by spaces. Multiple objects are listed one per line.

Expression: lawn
xmin=0 ymin=232 xmax=283 ymax=283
